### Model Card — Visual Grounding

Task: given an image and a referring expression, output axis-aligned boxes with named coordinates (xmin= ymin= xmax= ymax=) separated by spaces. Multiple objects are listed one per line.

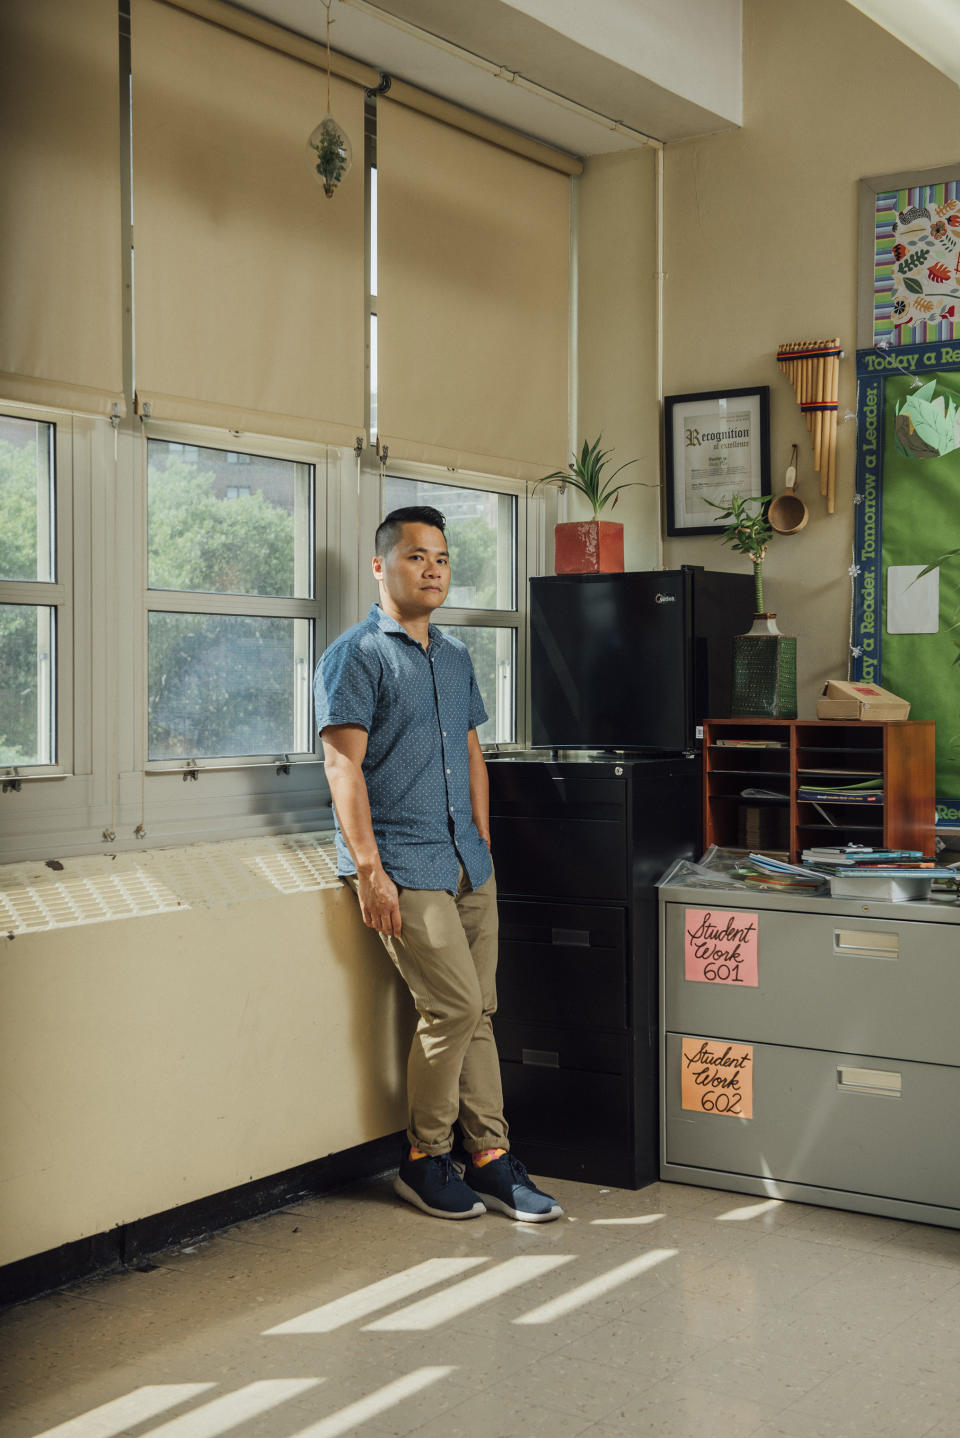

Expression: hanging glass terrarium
xmin=306 ymin=0 xmax=352 ymax=198
xmin=307 ymin=114 xmax=352 ymax=198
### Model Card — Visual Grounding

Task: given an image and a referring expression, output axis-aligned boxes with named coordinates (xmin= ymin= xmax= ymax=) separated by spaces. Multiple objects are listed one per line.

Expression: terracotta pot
xmin=554 ymin=520 xmax=624 ymax=574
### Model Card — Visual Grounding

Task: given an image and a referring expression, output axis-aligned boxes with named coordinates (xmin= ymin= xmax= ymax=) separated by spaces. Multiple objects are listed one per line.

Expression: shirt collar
xmin=369 ymin=603 xmax=445 ymax=647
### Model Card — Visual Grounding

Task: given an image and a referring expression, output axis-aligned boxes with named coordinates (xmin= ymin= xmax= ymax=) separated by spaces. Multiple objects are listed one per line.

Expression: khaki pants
xmin=349 ymin=867 xmax=509 ymax=1157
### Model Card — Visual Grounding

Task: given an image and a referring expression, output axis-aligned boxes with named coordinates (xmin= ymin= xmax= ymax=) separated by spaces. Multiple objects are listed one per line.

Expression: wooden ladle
xmin=768 ymin=445 xmax=808 ymax=534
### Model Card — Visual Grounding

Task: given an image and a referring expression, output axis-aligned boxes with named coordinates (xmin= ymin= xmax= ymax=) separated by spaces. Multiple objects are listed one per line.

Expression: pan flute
xmin=776 ymin=339 xmax=841 ymax=514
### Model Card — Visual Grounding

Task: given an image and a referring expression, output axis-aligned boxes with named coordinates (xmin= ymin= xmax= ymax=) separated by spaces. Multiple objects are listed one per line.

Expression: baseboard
xmin=1 ymin=1131 xmax=404 ymax=1309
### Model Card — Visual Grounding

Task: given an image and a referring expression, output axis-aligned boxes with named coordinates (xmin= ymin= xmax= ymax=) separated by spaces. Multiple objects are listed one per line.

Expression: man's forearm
xmin=325 ymin=760 xmax=384 ymax=875
xmin=468 ymin=745 xmax=491 ymax=846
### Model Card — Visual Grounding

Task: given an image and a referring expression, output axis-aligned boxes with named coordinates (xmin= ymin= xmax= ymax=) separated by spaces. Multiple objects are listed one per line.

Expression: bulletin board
xmin=853 ymin=340 xmax=960 ymax=825
xmin=859 ymin=168 xmax=960 ymax=348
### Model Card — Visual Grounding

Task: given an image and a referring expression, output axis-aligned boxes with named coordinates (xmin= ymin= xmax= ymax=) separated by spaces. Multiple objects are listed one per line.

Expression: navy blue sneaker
xmin=393 ymin=1150 xmax=486 ymax=1220
xmin=469 ymin=1153 xmax=563 ymax=1222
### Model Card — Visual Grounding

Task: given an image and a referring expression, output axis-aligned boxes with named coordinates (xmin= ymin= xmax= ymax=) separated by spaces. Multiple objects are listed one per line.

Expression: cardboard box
xmin=816 ymin=680 xmax=911 ymax=721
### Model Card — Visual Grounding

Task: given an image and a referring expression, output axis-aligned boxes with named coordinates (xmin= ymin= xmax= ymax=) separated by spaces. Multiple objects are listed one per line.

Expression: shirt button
xmin=449 ymin=807 xmax=454 ymax=814
xmin=446 ymin=768 xmax=451 ymax=775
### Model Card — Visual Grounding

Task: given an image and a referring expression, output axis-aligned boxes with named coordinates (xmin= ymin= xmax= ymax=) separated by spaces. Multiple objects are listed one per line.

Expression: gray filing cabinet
xmin=659 ymin=880 xmax=960 ymax=1227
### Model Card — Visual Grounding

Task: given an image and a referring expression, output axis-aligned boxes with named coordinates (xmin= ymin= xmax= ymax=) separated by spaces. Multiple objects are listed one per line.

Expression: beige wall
xmin=576 ymin=146 xmax=663 ymax=572
xmin=11 ymin=0 xmax=960 ymax=1273
xmin=0 ymin=888 xmax=410 ymax=1266
xmin=661 ymin=0 xmax=960 ymax=713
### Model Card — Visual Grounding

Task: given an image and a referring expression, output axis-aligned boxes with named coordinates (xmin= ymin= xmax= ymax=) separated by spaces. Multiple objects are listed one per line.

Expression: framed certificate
xmin=664 ymin=387 xmax=771 ymax=536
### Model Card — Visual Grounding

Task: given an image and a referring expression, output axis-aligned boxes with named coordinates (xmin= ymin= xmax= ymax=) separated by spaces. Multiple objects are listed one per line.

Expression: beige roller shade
xmin=0 ymin=0 xmax=124 ymax=416
xmin=131 ymin=0 xmax=365 ymax=445
xmin=378 ymin=102 xmax=570 ymax=483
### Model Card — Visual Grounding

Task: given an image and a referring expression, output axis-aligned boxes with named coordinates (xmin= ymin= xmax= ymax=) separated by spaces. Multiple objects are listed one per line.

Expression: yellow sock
xmin=472 ymin=1147 xmax=507 ymax=1168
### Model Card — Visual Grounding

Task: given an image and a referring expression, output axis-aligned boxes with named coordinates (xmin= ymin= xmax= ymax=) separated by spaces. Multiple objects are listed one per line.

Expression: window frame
xmin=137 ymin=420 xmax=330 ymax=776
xmin=0 ymin=401 xmax=86 ymax=782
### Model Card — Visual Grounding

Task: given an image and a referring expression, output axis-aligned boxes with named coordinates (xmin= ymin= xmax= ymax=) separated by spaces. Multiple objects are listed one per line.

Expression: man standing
xmin=315 ymin=505 xmax=561 ymax=1223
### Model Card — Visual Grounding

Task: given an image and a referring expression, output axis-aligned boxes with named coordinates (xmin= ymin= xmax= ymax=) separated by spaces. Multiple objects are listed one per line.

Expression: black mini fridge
xmin=486 ymin=567 xmax=754 ymax=1188
xmin=530 ymin=566 xmax=754 ymax=752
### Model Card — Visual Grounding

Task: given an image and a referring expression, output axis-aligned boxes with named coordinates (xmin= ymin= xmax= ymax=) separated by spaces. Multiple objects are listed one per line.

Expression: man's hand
xmin=357 ymin=865 xmax=402 ymax=938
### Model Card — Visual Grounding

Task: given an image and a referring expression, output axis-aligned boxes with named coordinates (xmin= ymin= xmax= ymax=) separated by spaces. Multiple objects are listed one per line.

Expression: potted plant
xmin=536 ymin=436 xmax=641 ymax=574
xmin=704 ymin=492 xmax=773 ymax=614
xmin=705 ymin=493 xmax=797 ymax=718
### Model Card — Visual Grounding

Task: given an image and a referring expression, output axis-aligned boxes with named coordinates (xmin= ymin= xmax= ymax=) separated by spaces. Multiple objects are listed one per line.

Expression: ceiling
xmin=847 ymin=0 xmax=960 ymax=88
xmin=227 ymin=0 xmax=742 ymax=155
xmin=227 ymin=0 xmax=960 ymax=160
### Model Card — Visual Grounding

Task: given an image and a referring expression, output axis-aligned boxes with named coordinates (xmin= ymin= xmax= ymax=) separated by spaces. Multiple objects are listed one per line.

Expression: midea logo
xmin=654 ymin=593 xmax=676 ymax=604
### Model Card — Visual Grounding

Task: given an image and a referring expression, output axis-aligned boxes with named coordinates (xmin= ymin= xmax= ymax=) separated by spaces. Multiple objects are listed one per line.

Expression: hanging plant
xmin=308 ymin=115 xmax=352 ymax=198
xmin=306 ymin=1 xmax=352 ymax=198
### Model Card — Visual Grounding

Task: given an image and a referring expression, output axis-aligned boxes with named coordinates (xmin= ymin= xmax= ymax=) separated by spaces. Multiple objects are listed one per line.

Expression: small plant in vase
xmin=705 ymin=492 xmax=797 ymax=719
xmin=704 ymin=493 xmax=773 ymax=615
xmin=536 ymin=436 xmax=643 ymax=574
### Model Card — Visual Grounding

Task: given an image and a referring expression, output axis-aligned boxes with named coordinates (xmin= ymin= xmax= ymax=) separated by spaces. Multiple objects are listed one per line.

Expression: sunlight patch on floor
xmin=513 ymin=1248 xmax=679 ymax=1325
xmin=362 ymin=1256 xmax=574 ymax=1331
xmin=714 ymin=1198 xmax=785 ymax=1222
xmin=30 ymin=1386 xmax=217 ymax=1438
xmin=262 ymin=1257 xmax=487 ymax=1334
xmin=590 ymin=1213 xmax=665 ymax=1226
xmin=285 ymin=1368 xmax=457 ymax=1438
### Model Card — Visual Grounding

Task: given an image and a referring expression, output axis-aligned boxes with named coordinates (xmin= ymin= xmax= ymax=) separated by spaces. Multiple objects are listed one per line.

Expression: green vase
xmin=731 ymin=614 xmax=797 ymax=718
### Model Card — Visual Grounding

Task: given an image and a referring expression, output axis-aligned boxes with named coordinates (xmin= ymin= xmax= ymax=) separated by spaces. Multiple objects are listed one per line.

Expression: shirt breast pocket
xmin=383 ymin=667 xmax=437 ymax=731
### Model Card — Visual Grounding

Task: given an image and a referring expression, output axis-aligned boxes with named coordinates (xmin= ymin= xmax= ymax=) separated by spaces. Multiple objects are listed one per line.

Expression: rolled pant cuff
xmin=406 ymin=1131 xmax=510 ymax=1158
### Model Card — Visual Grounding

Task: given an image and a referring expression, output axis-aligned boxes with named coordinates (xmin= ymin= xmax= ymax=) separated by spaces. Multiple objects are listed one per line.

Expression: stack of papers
xmin=741 ymin=854 xmax=828 ymax=890
xmin=796 ymin=779 xmax=883 ymax=804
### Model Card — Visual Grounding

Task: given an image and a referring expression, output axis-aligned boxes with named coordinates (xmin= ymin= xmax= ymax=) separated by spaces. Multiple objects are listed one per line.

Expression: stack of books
xmin=801 ymin=845 xmax=931 ymax=869
xmin=798 ymin=844 xmax=957 ymax=901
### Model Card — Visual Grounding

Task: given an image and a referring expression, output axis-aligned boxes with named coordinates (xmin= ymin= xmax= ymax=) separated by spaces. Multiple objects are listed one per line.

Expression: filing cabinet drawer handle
xmin=833 ymin=929 xmax=899 ymax=960
xmin=551 ymin=927 xmax=591 ymax=948
xmin=837 ymin=1065 xmax=902 ymax=1098
xmin=522 ymin=1048 xmax=560 ymax=1068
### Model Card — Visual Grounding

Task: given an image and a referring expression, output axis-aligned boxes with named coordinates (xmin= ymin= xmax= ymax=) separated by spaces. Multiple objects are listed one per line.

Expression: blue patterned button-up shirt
xmin=314 ymin=604 xmax=493 ymax=891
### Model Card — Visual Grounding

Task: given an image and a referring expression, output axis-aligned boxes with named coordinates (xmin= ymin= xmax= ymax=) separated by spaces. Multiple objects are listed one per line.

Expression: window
xmin=146 ymin=437 xmax=317 ymax=763
xmin=381 ymin=474 xmax=521 ymax=745
xmin=0 ymin=413 xmax=64 ymax=770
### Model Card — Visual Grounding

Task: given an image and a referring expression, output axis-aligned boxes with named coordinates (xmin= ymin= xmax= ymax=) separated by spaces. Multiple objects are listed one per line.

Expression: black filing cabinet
xmin=487 ymin=754 xmax=700 ymax=1189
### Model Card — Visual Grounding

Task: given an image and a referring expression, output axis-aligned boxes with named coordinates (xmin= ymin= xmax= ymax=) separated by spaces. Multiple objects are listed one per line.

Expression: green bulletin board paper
xmin=855 ymin=344 xmax=960 ymax=823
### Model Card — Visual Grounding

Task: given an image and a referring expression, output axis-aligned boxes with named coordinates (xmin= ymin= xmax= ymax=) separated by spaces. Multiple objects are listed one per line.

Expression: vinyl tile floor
xmin=3 ymin=1176 xmax=960 ymax=1438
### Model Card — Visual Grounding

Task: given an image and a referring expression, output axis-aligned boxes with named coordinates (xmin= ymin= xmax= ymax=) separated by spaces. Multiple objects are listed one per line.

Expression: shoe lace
xmin=504 ymin=1154 xmax=531 ymax=1185
xmin=433 ymin=1154 xmax=461 ymax=1186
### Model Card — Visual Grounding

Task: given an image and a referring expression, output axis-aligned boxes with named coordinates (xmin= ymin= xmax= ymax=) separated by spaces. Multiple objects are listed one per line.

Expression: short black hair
xmin=375 ymin=506 xmax=447 ymax=559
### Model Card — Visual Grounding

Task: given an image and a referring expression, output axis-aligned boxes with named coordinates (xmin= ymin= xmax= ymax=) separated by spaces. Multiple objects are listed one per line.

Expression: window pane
xmin=148 ymin=613 xmax=312 ymax=759
xmin=440 ymin=625 xmax=515 ymax=744
xmin=0 ymin=416 xmax=55 ymax=582
xmin=0 ymin=605 xmax=56 ymax=765
xmin=382 ymin=477 xmax=516 ymax=610
xmin=148 ymin=440 xmax=313 ymax=598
